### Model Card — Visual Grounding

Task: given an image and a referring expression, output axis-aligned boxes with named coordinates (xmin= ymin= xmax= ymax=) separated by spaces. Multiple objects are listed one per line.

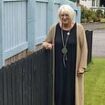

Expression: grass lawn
xmin=100 ymin=18 xmax=105 ymax=23
xmin=85 ymin=58 xmax=105 ymax=105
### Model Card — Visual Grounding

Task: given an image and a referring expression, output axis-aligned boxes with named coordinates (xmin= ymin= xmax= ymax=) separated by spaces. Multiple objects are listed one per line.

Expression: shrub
xmin=81 ymin=6 xmax=105 ymax=23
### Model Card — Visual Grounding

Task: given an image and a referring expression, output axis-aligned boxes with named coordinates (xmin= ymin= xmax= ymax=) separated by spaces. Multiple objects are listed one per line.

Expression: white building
xmin=80 ymin=0 xmax=92 ymax=8
xmin=79 ymin=0 xmax=102 ymax=8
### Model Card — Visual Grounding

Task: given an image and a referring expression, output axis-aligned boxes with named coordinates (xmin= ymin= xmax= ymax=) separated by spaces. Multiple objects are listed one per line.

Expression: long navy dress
xmin=54 ymin=23 xmax=77 ymax=105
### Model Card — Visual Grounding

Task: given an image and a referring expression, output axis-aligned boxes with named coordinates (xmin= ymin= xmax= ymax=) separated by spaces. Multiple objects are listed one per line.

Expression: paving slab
xmin=82 ymin=23 xmax=105 ymax=57
xmin=92 ymin=29 xmax=105 ymax=57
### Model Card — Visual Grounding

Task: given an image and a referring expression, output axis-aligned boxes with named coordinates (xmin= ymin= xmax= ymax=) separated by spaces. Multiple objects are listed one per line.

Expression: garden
xmin=81 ymin=6 xmax=105 ymax=23
xmin=85 ymin=58 xmax=105 ymax=105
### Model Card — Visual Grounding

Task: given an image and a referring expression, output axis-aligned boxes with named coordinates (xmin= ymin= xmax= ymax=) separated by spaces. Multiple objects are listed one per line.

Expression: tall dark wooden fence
xmin=0 ymin=30 xmax=92 ymax=105
xmin=0 ymin=49 xmax=52 ymax=105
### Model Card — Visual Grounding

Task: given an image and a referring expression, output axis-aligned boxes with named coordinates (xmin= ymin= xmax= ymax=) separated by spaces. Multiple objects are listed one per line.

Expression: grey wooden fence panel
xmin=3 ymin=1 xmax=27 ymax=59
xmin=0 ymin=0 xmax=81 ymax=68
xmin=53 ymin=3 xmax=60 ymax=24
xmin=35 ymin=1 xmax=48 ymax=45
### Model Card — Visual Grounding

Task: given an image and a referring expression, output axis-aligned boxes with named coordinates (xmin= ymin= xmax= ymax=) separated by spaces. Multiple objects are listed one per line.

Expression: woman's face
xmin=60 ymin=11 xmax=71 ymax=25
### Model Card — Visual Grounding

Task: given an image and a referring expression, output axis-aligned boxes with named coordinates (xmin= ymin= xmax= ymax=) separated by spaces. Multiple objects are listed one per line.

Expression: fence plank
xmin=33 ymin=52 xmax=41 ymax=105
xmin=3 ymin=67 xmax=8 ymax=105
xmin=22 ymin=56 xmax=33 ymax=105
xmin=31 ymin=53 xmax=37 ymax=105
xmin=47 ymin=50 xmax=53 ymax=105
xmin=15 ymin=61 xmax=23 ymax=105
xmin=39 ymin=49 xmax=49 ymax=105
xmin=22 ymin=58 xmax=28 ymax=105
xmin=26 ymin=56 xmax=32 ymax=105
xmin=0 ymin=69 xmax=3 ymax=105
xmin=6 ymin=65 xmax=13 ymax=105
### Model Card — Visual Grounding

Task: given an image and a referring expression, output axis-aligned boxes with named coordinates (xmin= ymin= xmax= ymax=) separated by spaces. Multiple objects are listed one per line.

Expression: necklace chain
xmin=61 ymin=28 xmax=70 ymax=68
xmin=61 ymin=29 xmax=70 ymax=48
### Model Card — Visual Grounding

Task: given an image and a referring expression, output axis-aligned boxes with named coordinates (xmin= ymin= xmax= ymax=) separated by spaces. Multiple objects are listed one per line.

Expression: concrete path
xmin=92 ymin=29 xmax=105 ymax=57
xmin=82 ymin=22 xmax=105 ymax=30
xmin=82 ymin=23 xmax=105 ymax=57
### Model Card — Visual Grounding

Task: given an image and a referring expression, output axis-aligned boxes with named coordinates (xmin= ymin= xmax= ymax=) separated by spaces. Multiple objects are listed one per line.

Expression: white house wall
xmin=80 ymin=0 xmax=92 ymax=8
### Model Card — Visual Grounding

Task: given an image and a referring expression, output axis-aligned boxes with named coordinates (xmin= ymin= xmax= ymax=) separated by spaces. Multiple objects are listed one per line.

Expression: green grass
xmin=100 ymin=18 xmax=105 ymax=23
xmin=85 ymin=58 xmax=105 ymax=105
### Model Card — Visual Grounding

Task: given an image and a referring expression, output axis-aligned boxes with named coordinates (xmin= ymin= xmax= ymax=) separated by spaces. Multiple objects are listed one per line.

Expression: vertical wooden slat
xmin=11 ymin=60 xmax=23 ymax=105
xmin=15 ymin=61 xmax=23 ymax=105
xmin=6 ymin=65 xmax=13 ymax=105
xmin=46 ymin=49 xmax=53 ymax=105
xmin=3 ymin=67 xmax=8 ymax=105
xmin=33 ymin=52 xmax=40 ymax=105
xmin=22 ymin=58 xmax=28 ymax=105
xmin=40 ymin=49 xmax=49 ymax=105
xmin=22 ymin=56 xmax=32 ymax=105
xmin=0 ymin=69 xmax=4 ymax=105
xmin=26 ymin=55 xmax=32 ymax=105
xmin=12 ymin=63 xmax=17 ymax=105
xmin=31 ymin=53 xmax=37 ymax=105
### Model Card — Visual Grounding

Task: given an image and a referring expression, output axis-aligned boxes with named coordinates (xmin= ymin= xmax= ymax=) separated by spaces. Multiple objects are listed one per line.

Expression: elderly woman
xmin=42 ymin=4 xmax=87 ymax=105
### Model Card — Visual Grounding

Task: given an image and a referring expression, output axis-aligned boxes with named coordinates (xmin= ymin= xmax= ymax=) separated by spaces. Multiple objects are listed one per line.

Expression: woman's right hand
xmin=42 ymin=42 xmax=53 ymax=50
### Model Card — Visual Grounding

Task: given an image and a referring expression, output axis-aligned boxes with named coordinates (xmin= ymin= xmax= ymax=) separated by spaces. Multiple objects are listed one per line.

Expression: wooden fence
xmin=0 ymin=49 xmax=53 ymax=105
xmin=0 ymin=31 xmax=92 ymax=105
xmin=0 ymin=29 xmax=93 ymax=105
xmin=0 ymin=0 xmax=81 ymax=68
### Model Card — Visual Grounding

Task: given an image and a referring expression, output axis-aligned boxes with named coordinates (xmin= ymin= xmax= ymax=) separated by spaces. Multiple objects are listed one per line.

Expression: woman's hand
xmin=42 ymin=42 xmax=53 ymax=50
xmin=77 ymin=68 xmax=84 ymax=76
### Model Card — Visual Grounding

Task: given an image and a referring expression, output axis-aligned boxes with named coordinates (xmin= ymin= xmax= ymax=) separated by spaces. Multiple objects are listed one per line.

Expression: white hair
xmin=58 ymin=4 xmax=76 ymax=22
